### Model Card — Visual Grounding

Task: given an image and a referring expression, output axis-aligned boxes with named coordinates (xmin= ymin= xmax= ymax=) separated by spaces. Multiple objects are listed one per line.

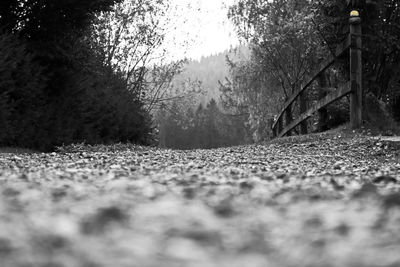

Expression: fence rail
xmin=276 ymin=82 xmax=351 ymax=137
xmin=272 ymin=10 xmax=363 ymax=138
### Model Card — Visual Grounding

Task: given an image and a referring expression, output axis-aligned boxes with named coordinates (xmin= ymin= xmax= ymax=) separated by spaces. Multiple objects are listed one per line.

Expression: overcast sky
xmin=164 ymin=0 xmax=239 ymax=61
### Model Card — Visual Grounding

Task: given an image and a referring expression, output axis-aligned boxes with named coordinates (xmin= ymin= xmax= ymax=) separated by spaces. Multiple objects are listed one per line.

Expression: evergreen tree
xmin=0 ymin=0 xmax=157 ymax=150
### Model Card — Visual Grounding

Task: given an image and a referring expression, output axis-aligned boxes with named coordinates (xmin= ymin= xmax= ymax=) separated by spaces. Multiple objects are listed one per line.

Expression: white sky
xmin=164 ymin=0 xmax=239 ymax=61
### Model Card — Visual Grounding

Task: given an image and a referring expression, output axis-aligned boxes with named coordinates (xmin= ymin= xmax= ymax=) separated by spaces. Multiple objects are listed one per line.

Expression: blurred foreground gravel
xmin=0 ymin=134 xmax=400 ymax=267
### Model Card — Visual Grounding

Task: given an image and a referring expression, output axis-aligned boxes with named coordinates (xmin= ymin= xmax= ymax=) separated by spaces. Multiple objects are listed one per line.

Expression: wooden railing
xmin=272 ymin=10 xmax=363 ymax=138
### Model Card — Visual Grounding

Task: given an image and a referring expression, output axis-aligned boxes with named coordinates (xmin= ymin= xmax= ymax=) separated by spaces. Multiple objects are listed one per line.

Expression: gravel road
xmin=0 ymin=134 xmax=400 ymax=267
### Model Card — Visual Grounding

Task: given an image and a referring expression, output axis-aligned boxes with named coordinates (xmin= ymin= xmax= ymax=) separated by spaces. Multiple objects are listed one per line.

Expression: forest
xmin=1 ymin=0 xmax=400 ymax=150
xmin=1 ymin=1 xmax=400 ymax=267
xmin=0 ymin=0 xmax=176 ymax=151
xmin=155 ymin=0 xmax=400 ymax=149
xmin=220 ymin=0 xmax=400 ymax=141
xmin=155 ymin=49 xmax=251 ymax=149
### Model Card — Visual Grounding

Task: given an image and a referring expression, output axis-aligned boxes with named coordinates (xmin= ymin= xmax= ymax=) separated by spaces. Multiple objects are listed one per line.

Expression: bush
xmin=363 ymin=93 xmax=399 ymax=135
xmin=0 ymin=33 xmax=153 ymax=151
xmin=0 ymin=33 xmax=46 ymax=147
xmin=326 ymin=97 xmax=350 ymax=129
xmin=34 ymin=41 xmax=153 ymax=150
xmin=390 ymin=96 xmax=400 ymax=123
xmin=0 ymin=0 xmax=153 ymax=151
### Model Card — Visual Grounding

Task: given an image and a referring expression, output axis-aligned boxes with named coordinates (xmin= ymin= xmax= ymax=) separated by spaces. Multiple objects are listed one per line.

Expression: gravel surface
xmin=0 ymin=134 xmax=400 ymax=267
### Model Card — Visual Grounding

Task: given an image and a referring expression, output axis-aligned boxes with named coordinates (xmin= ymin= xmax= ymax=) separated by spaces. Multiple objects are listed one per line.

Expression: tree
xmin=0 ymin=0 xmax=155 ymax=150
xmin=220 ymin=55 xmax=280 ymax=141
xmin=0 ymin=0 xmax=121 ymax=39
xmin=313 ymin=0 xmax=400 ymax=124
xmin=230 ymin=0 xmax=324 ymax=98
xmin=156 ymin=97 xmax=249 ymax=149
xmin=0 ymin=33 xmax=45 ymax=146
xmin=224 ymin=0 xmax=330 ymax=139
xmin=91 ymin=0 xmax=190 ymax=114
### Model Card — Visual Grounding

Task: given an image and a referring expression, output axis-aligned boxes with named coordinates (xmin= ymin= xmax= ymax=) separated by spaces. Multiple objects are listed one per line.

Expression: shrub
xmin=0 ymin=0 xmax=154 ymax=150
xmin=0 ymin=32 xmax=153 ymax=151
xmin=0 ymin=33 xmax=46 ymax=148
xmin=326 ymin=97 xmax=350 ymax=129
xmin=363 ymin=93 xmax=399 ymax=134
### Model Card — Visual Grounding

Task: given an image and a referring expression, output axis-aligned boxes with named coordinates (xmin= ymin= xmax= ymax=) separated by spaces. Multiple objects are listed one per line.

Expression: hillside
xmin=172 ymin=46 xmax=248 ymax=106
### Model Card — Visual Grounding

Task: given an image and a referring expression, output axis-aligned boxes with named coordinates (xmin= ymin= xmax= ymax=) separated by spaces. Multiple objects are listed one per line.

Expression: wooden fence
xmin=272 ymin=10 xmax=363 ymax=138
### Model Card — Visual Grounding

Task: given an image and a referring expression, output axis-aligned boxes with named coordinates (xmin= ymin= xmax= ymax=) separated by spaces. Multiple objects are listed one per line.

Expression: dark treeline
xmin=152 ymin=50 xmax=251 ymax=150
xmin=0 ymin=0 xmax=152 ymax=151
xmin=157 ymin=99 xmax=249 ymax=150
xmin=178 ymin=52 xmax=231 ymax=105
xmin=3 ymin=0 xmax=400 ymax=152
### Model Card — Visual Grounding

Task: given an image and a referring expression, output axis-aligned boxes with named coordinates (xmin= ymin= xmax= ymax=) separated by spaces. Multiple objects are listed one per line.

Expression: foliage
xmin=143 ymin=61 xmax=188 ymax=113
xmin=225 ymin=0 xmax=400 ymax=140
xmin=220 ymin=54 xmax=282 ymax=142
xmin=91 ymin=0 xmax=188 ymax=114
xmin=91 ymin=0 xmax=167 ymax=70
xmin=229 ymin=0 xmax=325 ymax=98
xmin=0 ymin=33 xmax=46 ymax=146
xmin=0 ymin=0 xmax=121 ymax=40
xmin=0 ymin=0 xmax=167 ymax=150
xmin=223 ymin=0 xmax=330 ymax=140
xmin=314 ymin=0 xmax=400 ymax=119
xmin=151 ymin=50 xmax=251 ymax=149
xmin=157 ymin=99 xmax=249 ymax=149
xmin=363 ymin=92 xmax=400 ymax=134
xmin=176 ymin=50 xmax=238 ymax=105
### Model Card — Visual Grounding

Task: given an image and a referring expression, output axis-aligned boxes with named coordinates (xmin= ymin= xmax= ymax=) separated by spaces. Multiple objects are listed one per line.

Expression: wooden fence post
xmin=349 ymin=10 xmax=362 ymax=129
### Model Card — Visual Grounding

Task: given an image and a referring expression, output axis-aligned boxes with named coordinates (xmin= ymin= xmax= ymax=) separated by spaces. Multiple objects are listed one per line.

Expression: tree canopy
xmin=0 ymin=0 xmax=165 ymax=150
xmin=0 ymin=0 xmax=121 ymax=38
xmin=222 ymin=0 xmax=400 ymax=140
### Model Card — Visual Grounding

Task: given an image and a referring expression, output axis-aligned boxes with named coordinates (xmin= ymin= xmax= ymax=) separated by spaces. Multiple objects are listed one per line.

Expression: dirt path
xmin=0 ymin=134 xmax=400 ymax=267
